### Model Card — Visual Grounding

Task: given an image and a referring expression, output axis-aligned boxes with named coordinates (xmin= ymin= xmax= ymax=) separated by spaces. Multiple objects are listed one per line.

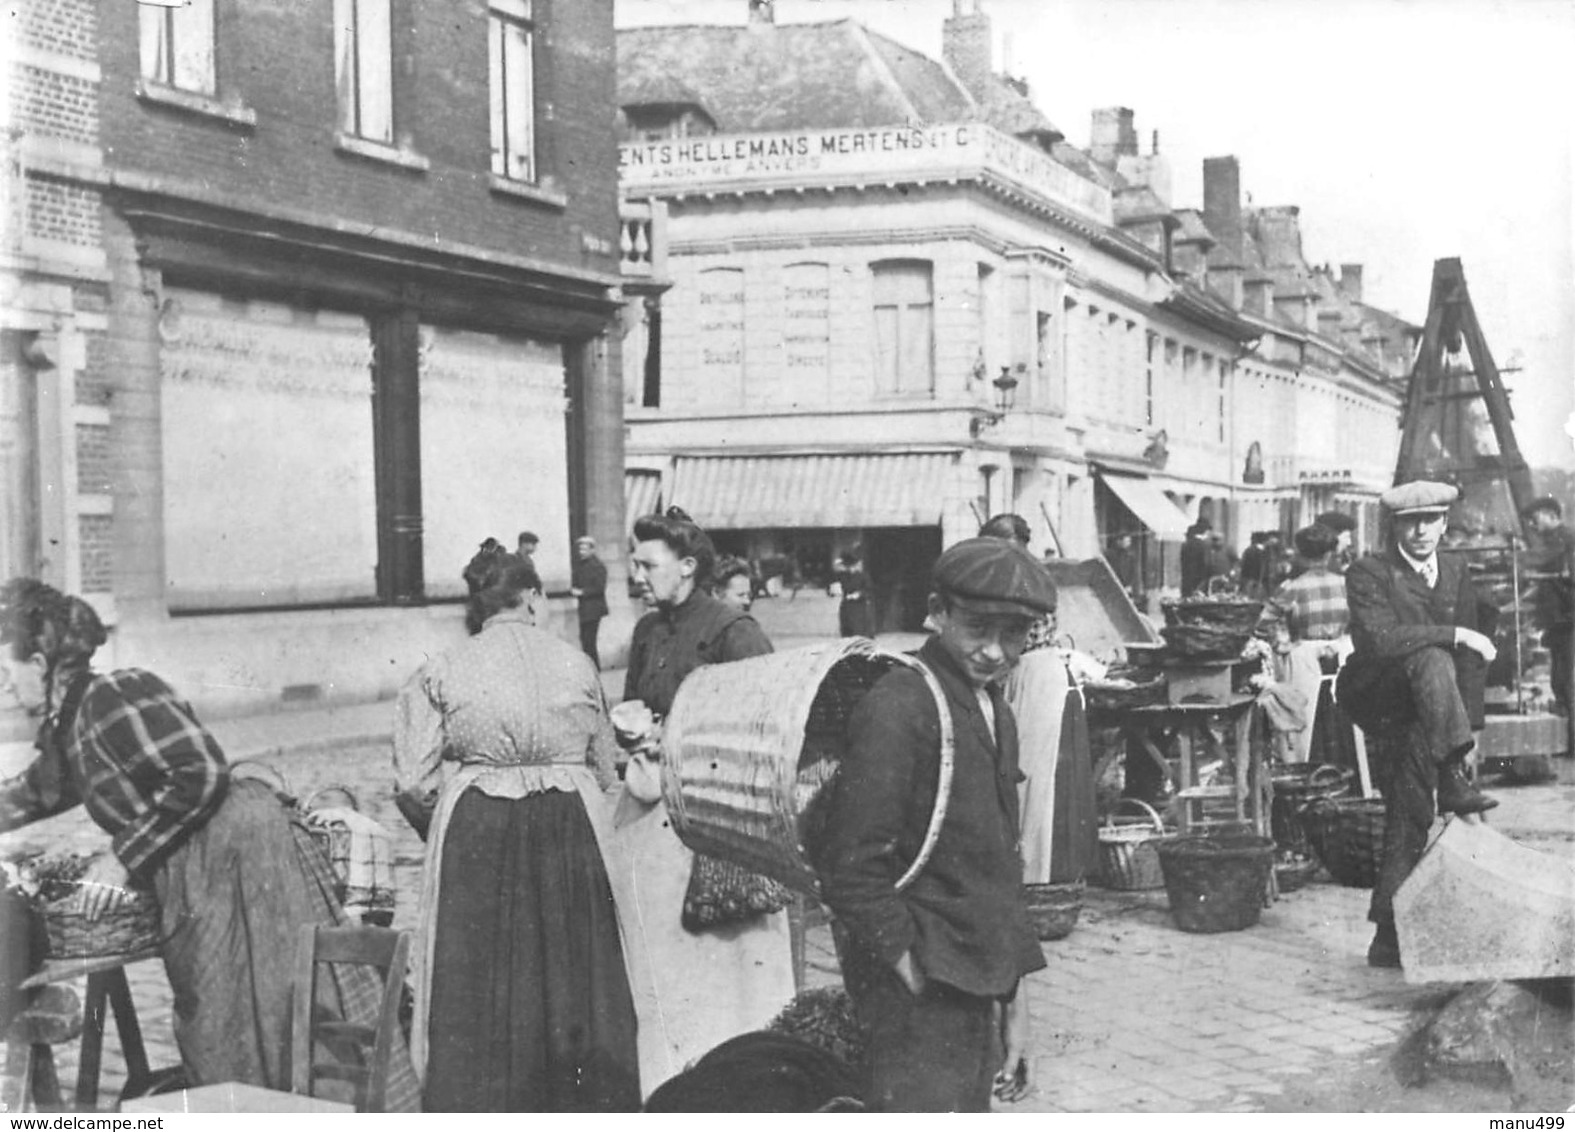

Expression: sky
xmin=618 ymin=0 xmax=1575 ymax=468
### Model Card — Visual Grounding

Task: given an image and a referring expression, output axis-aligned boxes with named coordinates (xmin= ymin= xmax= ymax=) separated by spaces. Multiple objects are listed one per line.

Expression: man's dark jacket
xmin=816 ymin=636 xmax=1045 ymax=999
xmin=1180 ymin=535 xmax=1209 ymax=595
xmin=572 ymin=554 xmax=609 ymax=623
xmin=1337 ymin=547 xmax=1498 ymax=731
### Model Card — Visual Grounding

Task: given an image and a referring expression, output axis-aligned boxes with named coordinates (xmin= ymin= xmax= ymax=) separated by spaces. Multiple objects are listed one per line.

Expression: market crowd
xmin=0 ymin=487 xmax=1568 ymax=1113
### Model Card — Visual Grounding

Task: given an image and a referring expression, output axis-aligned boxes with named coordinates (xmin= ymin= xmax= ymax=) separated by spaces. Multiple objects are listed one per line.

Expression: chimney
xmin=1338 ymin=263 xmax=1363 ymax=303
xmin=942 ymin=0 xmax=993 ymax=97
xmin=747 ymin=0 xmax=775 ymax=24
xmin=1090 ymin=107 xmax=1138 ymax=167
xmin=1202 ymin=156 xmax=1243 ymax=260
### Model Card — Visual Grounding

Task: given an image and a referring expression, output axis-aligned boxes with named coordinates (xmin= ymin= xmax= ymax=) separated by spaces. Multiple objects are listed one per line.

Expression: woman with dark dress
xmin=0 ymin=579 xmax=420 ymax=1109
xmin=394 ymin=544 xmax=638 ymax=1112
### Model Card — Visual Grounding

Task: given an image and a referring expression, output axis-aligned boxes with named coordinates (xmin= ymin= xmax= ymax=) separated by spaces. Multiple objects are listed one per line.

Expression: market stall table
xmin=1087 ymin=694 xmax=1272 ymax=841
xmin=122 ymin=1082 xmax=353 ymax=1114
xmin=15 ymin=948 xmax=164 ymax=1109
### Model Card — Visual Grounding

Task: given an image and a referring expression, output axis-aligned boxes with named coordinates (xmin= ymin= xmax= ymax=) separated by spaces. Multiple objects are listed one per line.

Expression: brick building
xmin=3 ymin=0 xmax=628 ymax=718
xmin=615 ymin=2 xmax=1413 ymax=626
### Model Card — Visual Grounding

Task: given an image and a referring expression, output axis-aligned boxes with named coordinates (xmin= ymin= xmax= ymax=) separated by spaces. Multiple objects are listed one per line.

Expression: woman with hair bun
xmin=0 ymin=578 xmax=419 ymax=1108
xmin=614 ymin=508 xmax=794 ymax=1097
xmin=394 ymin=540 xmax=639 ymax=1112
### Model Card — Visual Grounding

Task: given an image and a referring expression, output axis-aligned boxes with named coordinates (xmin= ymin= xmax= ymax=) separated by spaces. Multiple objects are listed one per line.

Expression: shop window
xmin=871 ymin=260 xmax=934 ymax=397
xmin=334 ymin=0 xmax=394 ymax=144
xmin=489 ymin=0 xmax=537 ymax=182
xmin=139 ymin=0 xmax=216 ymax=96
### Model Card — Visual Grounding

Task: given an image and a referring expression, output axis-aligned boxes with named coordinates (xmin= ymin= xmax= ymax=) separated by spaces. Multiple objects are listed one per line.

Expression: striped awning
xmin=624 ymin=470 xmax=662 ymax=532
xmin=669 ymin=452 xmax=954 ymax=530
xmin=1097 ymin=470 xmax=1192 ymax=541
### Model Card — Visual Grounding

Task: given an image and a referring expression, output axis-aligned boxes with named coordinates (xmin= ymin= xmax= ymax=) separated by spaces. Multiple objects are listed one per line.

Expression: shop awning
xmin=625 ymin=470 xmax=662 ymax=531
xmin=1098 ymin=471 xmax=1192 ymax=541
xmin=670 ymin=452 xmax=954 ymax=530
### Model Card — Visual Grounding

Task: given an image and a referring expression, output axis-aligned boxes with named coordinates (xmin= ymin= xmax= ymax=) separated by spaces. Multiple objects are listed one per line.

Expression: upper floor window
xmin=139 ymin=0 xmax=215 ymax=96
xmin=871 ymin=260 xmax=934 ymax=397
xmin=334 ymin=0 xmax=394 ymax=144
xmin=489 ymin=0 xmax=536 ymax=182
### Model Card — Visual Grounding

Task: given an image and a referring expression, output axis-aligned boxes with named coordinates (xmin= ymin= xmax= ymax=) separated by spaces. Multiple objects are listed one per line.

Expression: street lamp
xmin=971 ymin=365 xmax=1021 ymax=437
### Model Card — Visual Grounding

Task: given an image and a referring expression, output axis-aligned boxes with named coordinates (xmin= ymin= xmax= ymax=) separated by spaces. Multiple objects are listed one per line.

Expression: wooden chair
xmin=290 ymin=924 xmax=410 ymax=1114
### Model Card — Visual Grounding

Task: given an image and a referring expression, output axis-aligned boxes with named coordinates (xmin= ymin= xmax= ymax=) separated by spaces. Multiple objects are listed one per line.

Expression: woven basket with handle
xmin=1095 ymin=798 xmax=1172 ymax=891
xmin=661 ymin=639 xmax=954 ymax=896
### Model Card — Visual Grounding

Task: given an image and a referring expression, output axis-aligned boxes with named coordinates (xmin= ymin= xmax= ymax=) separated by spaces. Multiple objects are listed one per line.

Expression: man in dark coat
xmin=570 ymin=535 xmax=610 ymax=669
xmin=1180 ymin=520 xmax=1211 ymax=595
xmin=817 ymin=537 xmax=1053 ymax=1112
xmin=1336 ymin=480 xmax=1500 ymax=968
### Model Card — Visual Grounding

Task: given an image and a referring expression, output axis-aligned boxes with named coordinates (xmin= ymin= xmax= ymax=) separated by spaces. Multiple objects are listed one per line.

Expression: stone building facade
xmin=616 ymin=2 xmax=1412 ymax=627
xmin=3 ymin=0 xmax=628 ymax=720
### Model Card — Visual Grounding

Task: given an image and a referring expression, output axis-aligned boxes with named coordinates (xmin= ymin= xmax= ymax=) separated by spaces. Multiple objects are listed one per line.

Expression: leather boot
xmin=1435 ymin=756 xmax=1498 ymax=816
xmin=1367 ymin=922 xmax=1401 ymax=968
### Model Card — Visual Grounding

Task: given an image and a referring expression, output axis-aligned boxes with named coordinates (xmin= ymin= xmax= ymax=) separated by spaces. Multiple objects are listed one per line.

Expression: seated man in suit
xmin=1337 ymin=480 xmax=1500 ymax=969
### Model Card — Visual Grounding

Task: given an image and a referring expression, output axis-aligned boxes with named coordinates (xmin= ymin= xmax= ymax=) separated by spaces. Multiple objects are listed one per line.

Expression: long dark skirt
xmin=424 ymin=788 xmax=640 ymax=1113
xmin=1049 ymin=689 xmax=1098 ymax=883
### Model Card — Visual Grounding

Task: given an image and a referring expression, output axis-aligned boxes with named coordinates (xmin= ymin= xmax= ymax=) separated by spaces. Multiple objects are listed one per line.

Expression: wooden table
xmin=1088 ymin=695 xmax=1270 ymax=839
xmin=122 ymin=1081 xmax=354 ymax=1113
xmin=17 ymin=949 xmax=161 ymax=1109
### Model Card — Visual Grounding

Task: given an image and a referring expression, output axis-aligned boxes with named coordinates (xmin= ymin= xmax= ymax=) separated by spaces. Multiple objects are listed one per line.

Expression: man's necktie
xmin=1419 ymin=559 xmax=1437 ymax=589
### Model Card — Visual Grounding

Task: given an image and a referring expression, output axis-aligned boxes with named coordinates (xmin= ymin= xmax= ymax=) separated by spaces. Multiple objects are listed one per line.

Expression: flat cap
xmin=932 ymin=536 xmax=1057 ymax=616
xmin=1380 ymin=480 xmax=1458 ymax=515
xmin=1520 ymin=494 xmax=1563 ymax=518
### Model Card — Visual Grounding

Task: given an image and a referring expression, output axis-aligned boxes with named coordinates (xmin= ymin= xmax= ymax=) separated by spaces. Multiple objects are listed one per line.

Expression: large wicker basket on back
xmin=661 ymin=639 xmax=953 ymax=896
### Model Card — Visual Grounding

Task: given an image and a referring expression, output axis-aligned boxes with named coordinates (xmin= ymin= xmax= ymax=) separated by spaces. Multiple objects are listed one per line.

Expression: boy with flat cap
xmin=817 ymin=537 xmax=1054 ymax=1111
xmin=1337 ymin=480 xmax=1501 ymax=968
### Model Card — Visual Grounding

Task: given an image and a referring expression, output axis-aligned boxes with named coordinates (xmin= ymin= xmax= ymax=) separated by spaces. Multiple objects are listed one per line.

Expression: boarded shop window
xmin=334 ymin=0 xmax=394 ymax=143
xmin=489 ymin=0 xmax=536 ymax=182
xmin=418 ymin=326 xmax=569 ymax=597
xmin=159 ymin=290 xmax=379 ymax=609
xmin=871 ymin=260 xmax=934 ymax=397
xmin=139 ymin=0 xmax=216 ymax=96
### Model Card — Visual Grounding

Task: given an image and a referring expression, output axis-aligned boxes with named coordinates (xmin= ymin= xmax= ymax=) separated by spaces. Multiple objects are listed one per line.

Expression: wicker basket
xmin=1269 ymin=764 xmax=1353 ymax=852
xmin=662 ymin=639 xmax=949 ymax=896
xmin=1023 ymin=881 xmax=1084 ymax=941
xmin=1299 ymin=796 xmax=1387 ymax=888
xmin=1273 ymin=855 xmax=1322 ymax=894
xmin=1157 ymin=833 xmax=1275 ymax=933
xmin=1161 ymin=589 xmax=1265 ymax=635
xmin=1161 ymin=622 xmax=1254 ymax=660
xmin=1095 ymin=799 xmax=1171 ymax=891
xmin=40 ymin=888 xmax=161 ymax=959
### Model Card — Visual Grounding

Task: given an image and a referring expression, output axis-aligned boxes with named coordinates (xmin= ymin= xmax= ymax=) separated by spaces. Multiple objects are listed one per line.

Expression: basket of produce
xmin=1269 ymin=764 xmax=1354 ymax=852
xmin=1082 ymin=665 xmax=1167 ymax=712
xmin=1095 ymin=799 xmax=1172 ymax=891
xmin=9 ymin=854 xmax=162 ymax=960
xmin=662 ymin=639 xmax=944 ymax=896
xmin=1160 ymin=622 xmax=1255 ymax=661
xmin=1157 ymin=832 xmax=1276 ymax=933
xmin=1023 ymin=881 xmax=1085 ymax=941
xmin=1299 ymin=796 xmax=1386 ymax=888
xmin=1161 ymin=585 xmax=1265 ymax=635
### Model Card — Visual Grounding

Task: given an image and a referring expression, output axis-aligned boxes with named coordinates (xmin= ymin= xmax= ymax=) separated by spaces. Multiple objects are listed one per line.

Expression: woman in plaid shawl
xmin=0 ymin=579 xmax=419 ymax=1109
